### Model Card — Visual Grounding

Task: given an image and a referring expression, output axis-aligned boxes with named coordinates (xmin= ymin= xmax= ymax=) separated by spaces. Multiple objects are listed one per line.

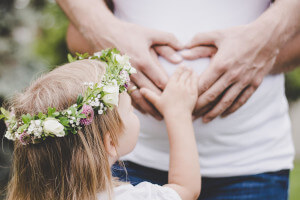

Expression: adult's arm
xmin=184 ymin=0 xmax=300 ymax=122
xmin=56 ymin=0 xmax=183 ymax=120
xmin=270 ymin=33 xmax=300 ymax=74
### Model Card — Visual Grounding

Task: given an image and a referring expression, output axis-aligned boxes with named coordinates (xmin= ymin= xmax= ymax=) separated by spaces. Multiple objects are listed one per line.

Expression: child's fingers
xmin=170 ymin=65 xmax=185 ymax=82
xmin=140 ymin=88 xmax=160 ymax=106
xmin=190 ymin=71 xmax=198 ymax=86
xmin=191 ymin=71 xmax=199 ymax=95
xmin=179 ymin=68 xmax=192 ymax=84
xmin=186 ymin=69 xmax=196 ymax=85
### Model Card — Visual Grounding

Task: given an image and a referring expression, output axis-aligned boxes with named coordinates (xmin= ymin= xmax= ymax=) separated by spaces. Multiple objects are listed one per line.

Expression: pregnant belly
xmin=137 ymin=56 xmax=287 ymax=142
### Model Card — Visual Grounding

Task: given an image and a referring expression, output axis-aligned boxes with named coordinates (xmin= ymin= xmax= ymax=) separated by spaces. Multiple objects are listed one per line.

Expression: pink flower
xmin=80 ymin=104 xmax=94 ymax=125
xmin=124 ymin=83 xmax=129 ymax=89
xmin=19 ymin=131 xmax=30 ymax=145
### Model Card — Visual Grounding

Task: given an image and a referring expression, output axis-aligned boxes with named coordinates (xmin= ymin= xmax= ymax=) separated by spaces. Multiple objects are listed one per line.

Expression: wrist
xmin=77 ymin=9 xmax=123 ymax=50
xmin=164 ymin=111 xmax=192 ymax=122
xmin=251 ymin=0 xmax=300 ymax=50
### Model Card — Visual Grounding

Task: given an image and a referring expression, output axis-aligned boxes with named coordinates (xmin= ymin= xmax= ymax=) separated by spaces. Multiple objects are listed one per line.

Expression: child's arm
xmin=140 ymin=67 xmax=200 ymax=200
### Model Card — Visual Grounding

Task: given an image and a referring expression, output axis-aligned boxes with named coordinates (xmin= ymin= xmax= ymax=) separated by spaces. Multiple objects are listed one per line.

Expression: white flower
xmin=114 ymin=54 xmax=125 ymax=64
xmin=93 ymin=52 xmax=102 ymax=58
xmin=98 ymin=110 xmax=103 ymax=115
xmin=102 ymin=83 xmax=119 ymax=106
xmin=103 ymin=84 xmax=119 ymax=94
xmin=43 ymin=118 xmax=65 ymax=137
xmin=5 ymin=131 xmax=16 ymax=141
xmin=33 ymin=131 xmax=42 ymax=138
xmin=129 ymin=67 xmax=137 ymax=74
xmin=67 ymin=110 xmax=72 ymax=115
xmin=33 ymin=120 xmax=41 ymax=127
xmin=102 ymin=93 xmax=119 ymax=106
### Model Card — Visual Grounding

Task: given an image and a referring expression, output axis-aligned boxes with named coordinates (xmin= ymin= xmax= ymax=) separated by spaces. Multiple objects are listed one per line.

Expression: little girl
xmin=1 ymin=50 xmax=200 ymax=200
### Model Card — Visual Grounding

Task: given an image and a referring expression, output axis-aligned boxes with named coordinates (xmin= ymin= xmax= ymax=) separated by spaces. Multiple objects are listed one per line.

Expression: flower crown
xmin=0 ymin=49 xmax=136 ymax=145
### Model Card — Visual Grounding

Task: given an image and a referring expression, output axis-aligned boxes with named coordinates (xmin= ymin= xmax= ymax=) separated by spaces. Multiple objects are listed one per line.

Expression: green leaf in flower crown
xmin=48 ymin=107 xmax=56 ymax=117
xmin=38 ymin=112 xmax=46 ymax=120
xmin=67 ymin=54 xmax=76 ymax=63
xmin=18 ymin=124 xmax=29 ymax=133
xmin=77 ymin=94 xmax=84 ymax=105
xmin=52 ymin=112 xmax=60 ymax=117
xmin=0 ymin=107 xmax=11 ymax=119
xmin=22 ymin=114 xmax=32 ymax=124
xmin=78 ymin=113 xmax=86 ymax=119
xmin=59 ymin=117 xmax=69 ymax=126
xmin=0 ymin=114 xmax=5 ymax=120
xmin=70 ymin=107 xmax=76 ymax=115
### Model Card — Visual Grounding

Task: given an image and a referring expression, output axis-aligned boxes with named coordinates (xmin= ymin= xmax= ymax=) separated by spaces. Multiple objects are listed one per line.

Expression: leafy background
xmin=0 ymin=0 xmax=299 ymax=199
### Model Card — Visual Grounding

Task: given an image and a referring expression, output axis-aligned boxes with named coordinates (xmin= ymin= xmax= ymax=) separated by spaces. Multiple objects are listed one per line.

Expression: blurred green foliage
xmin=33 ymin=3 xmax=68 ymax=69
xmin=290 ymin=161 xmax=300 ymax=200
xmin=285 ymin=69 xmax=300 ymax=101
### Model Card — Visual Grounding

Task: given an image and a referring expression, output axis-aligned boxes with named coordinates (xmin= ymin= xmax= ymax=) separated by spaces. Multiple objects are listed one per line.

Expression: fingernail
xmin=202 ymin=117 xmax=211 ymax=123
xmin=221 ymin=112 xmax=229 ymax=118
xmin=155 ymin=115 xmax=163 ymax=121
xmin=170 ymin=54 xmax=182 ymax=63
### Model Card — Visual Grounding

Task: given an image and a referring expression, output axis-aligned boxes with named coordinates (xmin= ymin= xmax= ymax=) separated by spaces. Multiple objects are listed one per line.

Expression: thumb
xmin=149 ymin=30 xmax=184 ymax=50
xmin=140 ymin=88 xmax=160 ymax=106
xmin=186 ymin=31 xmax=220 ymax=49
xmin=180 ymin=46 xmax=217 ymax=60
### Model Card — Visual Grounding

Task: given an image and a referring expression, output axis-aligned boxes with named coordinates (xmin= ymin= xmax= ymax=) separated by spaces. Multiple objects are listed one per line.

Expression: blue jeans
xmin=112 ymin=161 xmax=290 ymax=200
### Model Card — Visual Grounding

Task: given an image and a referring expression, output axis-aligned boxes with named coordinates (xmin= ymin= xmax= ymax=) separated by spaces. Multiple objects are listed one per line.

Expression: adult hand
xmin=66 ymin=22 xmax=183 ymax=120
xmin=91 ymin=21 xmax=184 ymax=120
xmin=185 ymin=24 xmax=280 ymax=123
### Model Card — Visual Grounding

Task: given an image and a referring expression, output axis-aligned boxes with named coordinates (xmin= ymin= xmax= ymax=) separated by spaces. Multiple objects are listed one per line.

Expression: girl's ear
xmin=104 ymin=133 xmax=118 ymax=159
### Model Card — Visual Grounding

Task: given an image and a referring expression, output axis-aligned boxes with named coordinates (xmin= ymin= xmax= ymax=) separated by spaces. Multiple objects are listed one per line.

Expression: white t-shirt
xmin=97 ymin=182 xmax=181 ymax=200
xmin=114 ymin=0 xmax=295 ymax=177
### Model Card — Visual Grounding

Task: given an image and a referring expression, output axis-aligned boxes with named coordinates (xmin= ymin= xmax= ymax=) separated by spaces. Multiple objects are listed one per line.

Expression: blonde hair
xmin=6 ymin=60 xmax=124 ymax=200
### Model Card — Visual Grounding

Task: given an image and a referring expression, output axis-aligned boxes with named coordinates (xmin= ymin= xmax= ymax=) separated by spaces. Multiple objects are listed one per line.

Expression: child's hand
xmin=140 ymin=66 xmax=198 ymax=117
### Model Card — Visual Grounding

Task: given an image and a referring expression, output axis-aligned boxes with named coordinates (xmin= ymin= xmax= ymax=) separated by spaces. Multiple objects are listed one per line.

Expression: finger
xmin=131 ymin=97 xmax=146 ymax=114
xmin=185 ymin=69 xmax=194 ymax=85
xmin=186 ymin=31 xmax=220 ymax=49
xmin=154 ymin=45 xmax=183 ymax=64
xmin=130 ymin=89 xmax=163 ymax=120
xmin=186 ymin=70 xmax=197 ymax=86
xmin=197 ymin=56 xmax=224 ymax=95
xmin=131 ymin=70 xmax=162 ymax=95
xmin=189 ymin=71 xmax=199 ymax=93
xmin=193 ymin=96 xmax=220 ymax=117
xmin=170 ymin=65 xmax=185 ymax=82
xmin=196 ymin=73 xmax=234 ymax=109
xmin=193 ymin=104 xmax=215 ymax=120
xmin=140 ymin=88 xmax=160 ymax=107
xmin=150 ymin=47 xmax=170 ymax=77
xmin=138 ymin=53 xmax=169 ymax=90
xmin=202 ymin=83 xmax=246 ymax=123
xmin=180 ymin=46 xmax=217 ymax=60
xmin=149 ymin=30 xmax=184 ymax=50
xmin=222 ymin=86 xmax=256 ymax=117
xmin=179 ymin=68 xmax=192 ymax=83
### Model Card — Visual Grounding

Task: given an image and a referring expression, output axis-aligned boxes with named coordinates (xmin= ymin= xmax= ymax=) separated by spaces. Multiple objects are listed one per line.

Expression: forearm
xmin=56 ymin=0 xmax=120 ymax=49
xmin=251 ymin=0 xmax=300 ymax=51
xmin=164 ymin=113 xmax=200 ymax=199
xmin=271 ymin=33 xmax=300 ymax=74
